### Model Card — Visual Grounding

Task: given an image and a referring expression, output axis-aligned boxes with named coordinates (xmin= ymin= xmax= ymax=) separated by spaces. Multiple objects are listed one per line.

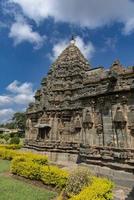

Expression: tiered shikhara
xmin=25 ymin=39 xmax=134 ymax=172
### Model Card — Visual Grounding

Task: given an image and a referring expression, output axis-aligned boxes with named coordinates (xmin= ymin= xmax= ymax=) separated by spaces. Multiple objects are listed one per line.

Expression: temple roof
xmin=51 ymin=41 xmax=91 ymax=71
xmin=27 ymin=38 xmax=134 ymax=114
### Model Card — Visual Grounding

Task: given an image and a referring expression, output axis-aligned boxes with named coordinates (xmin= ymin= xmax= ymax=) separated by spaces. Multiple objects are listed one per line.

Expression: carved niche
xmin=74 ymin=117 xmax=81 ymax=132
xmin=83 ymin=109 xmax=93 ymax=129
xmin=94 ymin=111 xmax=103 ymax=135
xmin=113 ymin=107 xmax=126 ymax=129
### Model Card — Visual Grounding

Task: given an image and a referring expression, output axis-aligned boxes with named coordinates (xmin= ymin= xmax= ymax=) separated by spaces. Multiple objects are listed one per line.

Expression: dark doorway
xmin=38 ymin=127 xmax=51 ymax=140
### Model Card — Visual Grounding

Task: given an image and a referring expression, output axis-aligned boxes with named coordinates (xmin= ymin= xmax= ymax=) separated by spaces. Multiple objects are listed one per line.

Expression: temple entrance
xmin=37 ymin=127 xmax=51 ymax=140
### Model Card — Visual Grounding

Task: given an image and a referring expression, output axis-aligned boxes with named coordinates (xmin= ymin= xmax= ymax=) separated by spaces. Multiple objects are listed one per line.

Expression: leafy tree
xmin=12 ymin=112 xmax=27 ymax=131
xmin=10 ymin=136 xmax=20 ymax=144
xmin=0 ymin=112 xmax=26 ymax=138
xmin=0 ymin=124 xmax=5 ymax=128
xmin=4 ymin=122 xmax=16 ymax=129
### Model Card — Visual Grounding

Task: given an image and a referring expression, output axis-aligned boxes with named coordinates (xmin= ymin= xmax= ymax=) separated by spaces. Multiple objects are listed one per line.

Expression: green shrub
xmin=10 ymin=132 xmax=16 ymax=138
xmin=0 ymin=144 xmax=22 ymax=149
xmin=65 ymin=167 xmax=92 ymax=197
xmin=15 ymin=152 xmax=48 ymax=165
xmin=11 ymin=157 xmax=41 ymax=180
xmin=69 ymin=177 xmax=114 ymax=200
xmin=10 ymin=156 xmax=68 ymax=188
xmin=0 ymin=147 xmax=48 ymax=164
xmin=10 ymin=136 xmax=20 ymax=144
xmin=40 ymin=165 xmax=69 ymax=188
xmin=6 ymin=144 xmax=22 ymax=149
xmin=29 ymin=153 xmax=48 ymax=165
xmin=0 ymin=134 xmax=4 ymax=139
xmin=0 ymin=148 xmax=20 ymax=160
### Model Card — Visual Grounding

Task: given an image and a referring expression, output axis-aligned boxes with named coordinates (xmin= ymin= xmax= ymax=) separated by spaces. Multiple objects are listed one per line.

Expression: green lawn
xmin=0 ymin=160 xmax=56 ymax=200
xmin=0 ymin=159 xmax=10 ymax=173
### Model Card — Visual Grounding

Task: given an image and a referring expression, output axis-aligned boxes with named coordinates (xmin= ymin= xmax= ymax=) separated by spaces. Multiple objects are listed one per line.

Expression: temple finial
xmin=70 ymin=34 xmax=75 ymax=45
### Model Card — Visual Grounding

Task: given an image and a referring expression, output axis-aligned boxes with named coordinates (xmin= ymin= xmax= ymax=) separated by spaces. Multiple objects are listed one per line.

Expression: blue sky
xmin=0 ymin=0 xmax=134 ymax=122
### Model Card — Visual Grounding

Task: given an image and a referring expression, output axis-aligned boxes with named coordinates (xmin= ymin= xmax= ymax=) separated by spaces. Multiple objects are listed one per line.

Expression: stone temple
xmin=25 ymin=38 xmax=134 ymax=176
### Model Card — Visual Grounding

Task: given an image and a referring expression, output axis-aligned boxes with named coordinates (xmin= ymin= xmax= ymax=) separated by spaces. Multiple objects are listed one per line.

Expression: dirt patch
xmin=3 ymin=171 xmax=11 ymax=177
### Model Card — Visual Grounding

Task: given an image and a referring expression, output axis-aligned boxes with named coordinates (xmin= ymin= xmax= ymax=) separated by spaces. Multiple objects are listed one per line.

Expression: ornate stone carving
xmin=83 ymin=109 xmax=93 ymax=129
xmin=25 ymin=38 xmax=134 ymax=172
xmin=75 ymin=118 xmax=81 ymax=130
xmin=113 ymin=107 xmax=126 ymax=129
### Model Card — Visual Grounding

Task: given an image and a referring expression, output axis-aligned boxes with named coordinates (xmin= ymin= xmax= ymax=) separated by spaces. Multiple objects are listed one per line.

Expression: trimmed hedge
xmin=69 ymin=177 xmax=114 ymax=200
xmin=0 ymin=148 xmax=19 ymax=160
xmin=11 ymin=157 xmax=69 ymax=188
xmin=0 ymin=147 xmax=48 ymax=164
xmin=0 ymin=144 xmax=22 ymax=149
xmin=11 ymin=157 xmax=41 ymax=180
xmin=25 ymin=152 xmax=48 ymax=165
xmin=40 ymin=165 xmax=69 ymax=188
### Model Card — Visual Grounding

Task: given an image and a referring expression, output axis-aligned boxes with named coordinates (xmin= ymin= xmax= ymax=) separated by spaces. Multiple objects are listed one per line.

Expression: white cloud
xmin=7 ymin=80 xmax=33 ymax=94
xmin=9 ymin=20 xmax=44 ymax=48
xmin=15 ymin=94 xmax=34 ymax=104
xmin=9 ymin=0 xmax=134 ymax=35
xmin=51 ymin=36 xmax=95 ymax=60
xmin=6 ymin=80 xmax=34 ymax=105
xmin=52 ymin=40 xmax=68 ymax=60
xmin=0 ymin=108 xmax=14 ymax=123
xmin=123 ymin=18 xmax=134 ymax=35
xmin=0 ymin=81 xmax=35 ymax=123
xmin=75 ymin=37 xmax=95 ymax=59
xmin=0 ymin=96 xmax=12 ymax=106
